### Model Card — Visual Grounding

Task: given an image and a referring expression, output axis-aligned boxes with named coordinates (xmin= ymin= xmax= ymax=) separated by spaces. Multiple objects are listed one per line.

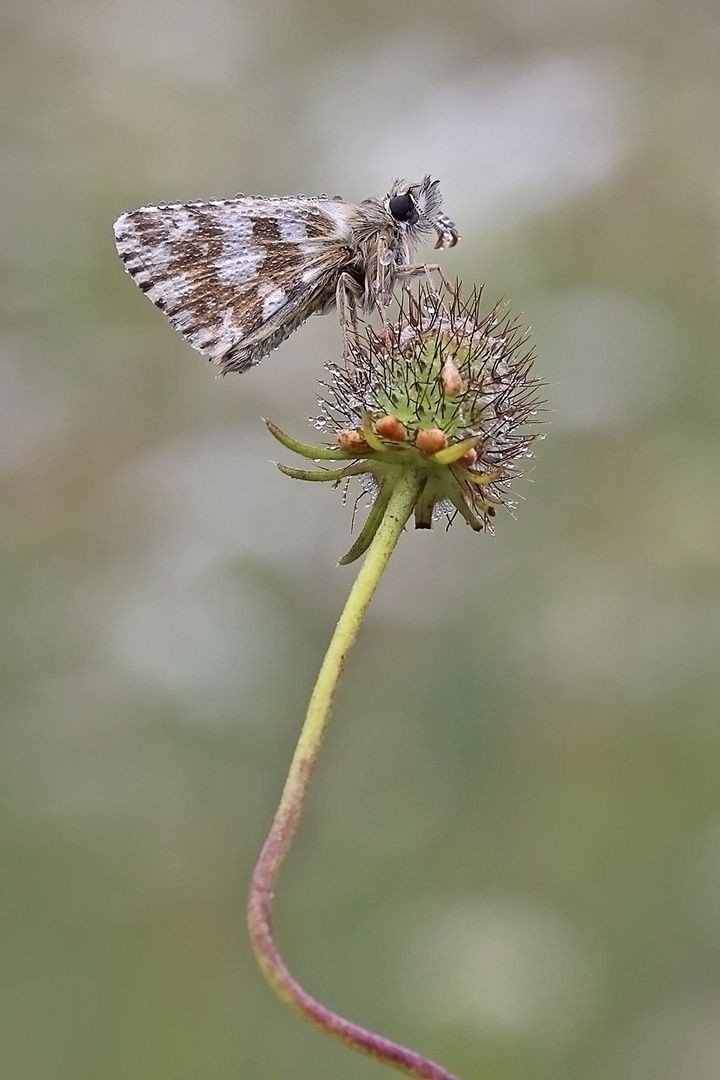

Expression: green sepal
xmin=412 ymin=478 xmax=435 ymax=529
xmin=456 ymin=467 xmax=502 ymax=487
xmin=265 ymin=420 xmax=357 ymax=461
xmin=360 ymin=413 xmax=387 ymax=453
xmin=432 ymin=435 xmax=481 ymax=465
xmin=446 ymin=487 xmax=484 ymax=531
xmin=338 ymin=478 xmax=396 ymax=565
xmin=276 ymin=462 xmax=370 ymax=483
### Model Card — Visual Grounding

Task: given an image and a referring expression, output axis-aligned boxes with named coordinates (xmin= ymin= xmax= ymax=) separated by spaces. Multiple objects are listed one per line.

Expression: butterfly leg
xmin=336 ymin=272 xmax=366 ymax=352
xmin=397 ymin=262 xmax=453 ymax=291
xmin=394 ymin=263 xmax=454 ymax=318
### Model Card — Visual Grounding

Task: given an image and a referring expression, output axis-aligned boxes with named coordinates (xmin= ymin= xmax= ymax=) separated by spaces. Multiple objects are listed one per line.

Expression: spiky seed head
xmin=269 ymin=278 xmax=544 ymax=562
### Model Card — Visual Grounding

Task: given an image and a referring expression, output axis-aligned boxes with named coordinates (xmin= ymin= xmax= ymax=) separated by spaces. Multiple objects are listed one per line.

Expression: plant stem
xmin=247 ymin=470 xmax=461 ymax=1080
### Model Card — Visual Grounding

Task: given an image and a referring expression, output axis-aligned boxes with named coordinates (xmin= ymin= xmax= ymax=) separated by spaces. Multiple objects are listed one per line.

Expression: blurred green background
xmin=2 ymin=1 xmax=720 ymax=1078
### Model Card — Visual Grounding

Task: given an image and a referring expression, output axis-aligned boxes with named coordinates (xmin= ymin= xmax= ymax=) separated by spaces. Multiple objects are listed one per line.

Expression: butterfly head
xmin=386 ymin=176 xmax=459 ymax=250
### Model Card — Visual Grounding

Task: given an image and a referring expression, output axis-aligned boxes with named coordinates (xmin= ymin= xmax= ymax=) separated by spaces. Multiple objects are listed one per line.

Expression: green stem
xmin=247 ymin=470 xmax=461 ymax=1080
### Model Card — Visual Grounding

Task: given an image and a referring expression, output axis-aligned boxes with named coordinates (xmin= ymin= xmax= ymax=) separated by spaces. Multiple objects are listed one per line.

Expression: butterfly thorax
xmin=348 ymin=198 xmax=424 ymax=310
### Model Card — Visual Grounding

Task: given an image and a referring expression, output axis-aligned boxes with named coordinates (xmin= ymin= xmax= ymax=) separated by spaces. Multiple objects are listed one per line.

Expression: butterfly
xmin=113 ymin=176 xmax=459 ymax=374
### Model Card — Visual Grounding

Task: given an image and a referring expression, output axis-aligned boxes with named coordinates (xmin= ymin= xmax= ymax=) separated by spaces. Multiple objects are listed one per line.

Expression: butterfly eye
xmin=388 ymin=193 xmax=419 ymax=224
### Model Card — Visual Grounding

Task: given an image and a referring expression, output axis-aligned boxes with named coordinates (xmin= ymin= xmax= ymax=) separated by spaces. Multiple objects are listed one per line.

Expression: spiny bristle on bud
xmin=270 ymin=278 xmax=544 ymax=563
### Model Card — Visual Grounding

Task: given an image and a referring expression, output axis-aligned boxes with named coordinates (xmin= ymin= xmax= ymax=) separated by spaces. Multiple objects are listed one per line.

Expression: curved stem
xmin=247 ymin=470 xmax=460 ymax=1080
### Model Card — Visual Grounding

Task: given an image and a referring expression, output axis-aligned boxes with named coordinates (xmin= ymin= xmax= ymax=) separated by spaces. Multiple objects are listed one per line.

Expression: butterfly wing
xmin=113 ymin=197 xmax=357 ymax=373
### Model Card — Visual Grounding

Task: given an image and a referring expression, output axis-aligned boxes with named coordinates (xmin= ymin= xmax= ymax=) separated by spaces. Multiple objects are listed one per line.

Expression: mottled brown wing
xmin=113 ymin=198 xmax=355 ymax=372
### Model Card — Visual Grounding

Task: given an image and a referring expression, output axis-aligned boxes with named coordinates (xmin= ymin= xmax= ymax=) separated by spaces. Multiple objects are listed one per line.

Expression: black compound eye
xmin=388 ymin=192 xmax=419 ymax=224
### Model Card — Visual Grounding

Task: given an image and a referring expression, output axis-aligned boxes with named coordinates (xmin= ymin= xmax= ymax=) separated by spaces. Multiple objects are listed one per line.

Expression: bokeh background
xmin=2 ymin=1 xmax=720 ymax=1078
